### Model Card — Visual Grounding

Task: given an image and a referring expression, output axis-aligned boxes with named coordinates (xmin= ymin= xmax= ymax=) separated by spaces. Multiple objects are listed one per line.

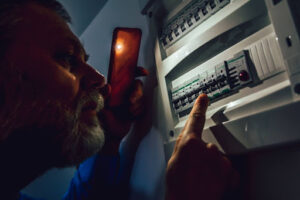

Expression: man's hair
xmin=0 ymin=0 xmax=71 ymax=59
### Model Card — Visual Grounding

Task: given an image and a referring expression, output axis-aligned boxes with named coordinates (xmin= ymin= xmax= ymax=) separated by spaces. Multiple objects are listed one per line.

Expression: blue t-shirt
xmin=19 ymin=154 xmax=130 ymax=200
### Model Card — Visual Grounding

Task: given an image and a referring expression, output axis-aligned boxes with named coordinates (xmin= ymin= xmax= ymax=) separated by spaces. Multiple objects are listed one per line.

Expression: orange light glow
xmin=115 ymin=38 xmax=124 ymax=55
xmin=116 ymin=44 xmax=123 ymax=50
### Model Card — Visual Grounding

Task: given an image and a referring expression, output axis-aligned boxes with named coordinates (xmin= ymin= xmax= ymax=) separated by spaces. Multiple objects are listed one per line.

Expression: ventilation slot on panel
xmin=248 ymin=33 xmax=285 ymax=80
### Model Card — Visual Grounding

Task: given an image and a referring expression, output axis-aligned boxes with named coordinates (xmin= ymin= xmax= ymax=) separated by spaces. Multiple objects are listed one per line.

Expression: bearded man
xmin=0 ymin=0 xmax=237 ymax=200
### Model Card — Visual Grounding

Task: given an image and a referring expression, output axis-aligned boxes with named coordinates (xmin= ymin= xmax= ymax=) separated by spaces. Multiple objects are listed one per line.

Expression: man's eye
xmin=56 ymin=53 xmax=77 ymax=70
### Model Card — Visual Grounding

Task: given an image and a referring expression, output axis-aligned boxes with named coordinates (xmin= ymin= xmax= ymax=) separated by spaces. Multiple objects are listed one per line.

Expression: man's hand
xmin=98 ymin=67 xmax=148 ymax=155
xmin=166 ymin=94 xmax=238 ymax=200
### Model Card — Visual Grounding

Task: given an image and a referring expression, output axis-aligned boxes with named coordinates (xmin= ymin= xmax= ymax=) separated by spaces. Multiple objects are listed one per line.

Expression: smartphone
xmin=107 ymin=27 xmax=142 ymax=107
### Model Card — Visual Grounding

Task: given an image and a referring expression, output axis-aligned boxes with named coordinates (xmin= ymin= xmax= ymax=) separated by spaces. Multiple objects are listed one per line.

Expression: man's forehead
xmin=18 ymin=2 xmax=86 ymax=55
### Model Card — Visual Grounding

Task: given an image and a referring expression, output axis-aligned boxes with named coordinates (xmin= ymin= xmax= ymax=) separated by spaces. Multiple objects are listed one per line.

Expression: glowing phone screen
xmin=108 ymin=27 xmax=142 ymax=107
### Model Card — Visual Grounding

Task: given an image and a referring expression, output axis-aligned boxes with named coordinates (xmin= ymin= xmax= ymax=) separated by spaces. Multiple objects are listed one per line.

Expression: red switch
xmin=239 ymin=70 xmax=249 ymax=82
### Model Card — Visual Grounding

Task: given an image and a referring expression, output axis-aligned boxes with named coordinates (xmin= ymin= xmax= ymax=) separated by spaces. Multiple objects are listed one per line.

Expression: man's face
xmin=1 ymin=3 xmax=107 ymax=166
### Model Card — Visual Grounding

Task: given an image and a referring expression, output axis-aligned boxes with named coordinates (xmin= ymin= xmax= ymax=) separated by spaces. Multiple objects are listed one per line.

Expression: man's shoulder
xmin=19 ymin=193 xmax=45 ymax=200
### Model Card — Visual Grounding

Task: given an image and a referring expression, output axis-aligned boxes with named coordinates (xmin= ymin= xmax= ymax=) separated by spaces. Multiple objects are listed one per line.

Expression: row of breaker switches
xmin=171 ymin=50 xmax=259 ymax=118
xmin=160 ymin=0 xmax=230 ymax=48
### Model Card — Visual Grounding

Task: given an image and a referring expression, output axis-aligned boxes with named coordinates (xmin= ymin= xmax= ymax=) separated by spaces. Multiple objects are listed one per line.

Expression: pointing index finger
xmin=184 ymin=93 xmax=209 ymax=139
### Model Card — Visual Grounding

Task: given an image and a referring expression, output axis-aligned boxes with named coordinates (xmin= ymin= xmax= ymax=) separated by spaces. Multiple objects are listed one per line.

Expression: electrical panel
xmin=146 ymin=0 xmax=300 ymax=156
xmin=142 ymin=0 xmax=300 ymax=198
xmin=171 ymin=50 xmax=259 ymax=118
xmin=160 ymin=0 xmax=230 ymax=48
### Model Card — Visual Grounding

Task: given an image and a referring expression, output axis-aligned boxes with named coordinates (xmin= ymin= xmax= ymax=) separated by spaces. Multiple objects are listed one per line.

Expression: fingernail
xmin=142 ymin=68 xmax=149 ymax=75
xmin=207 ymin=143 xmax=218 ymax=151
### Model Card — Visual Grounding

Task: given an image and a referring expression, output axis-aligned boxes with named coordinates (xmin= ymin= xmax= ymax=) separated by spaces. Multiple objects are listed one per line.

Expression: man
xmin=0 ymin=0 xmax=237 ymax=199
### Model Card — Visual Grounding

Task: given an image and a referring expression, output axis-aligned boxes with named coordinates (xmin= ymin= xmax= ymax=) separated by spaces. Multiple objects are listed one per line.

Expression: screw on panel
xmin=272 ymin=0 xmax=282 ymax=6
xmin=294 ymin=83 xmax=300 ymax=94
xmin=169 ymin=130 xmax=175 ymax=137
xmin=286 ymin=35 xmax=292 ymax=47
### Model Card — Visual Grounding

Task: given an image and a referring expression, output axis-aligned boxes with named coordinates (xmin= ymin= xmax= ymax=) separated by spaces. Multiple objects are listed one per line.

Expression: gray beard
xmin=0 ymin=73 xmax=106 ymax=167
xmin=57 ymin=90 xmax=106 ymax=167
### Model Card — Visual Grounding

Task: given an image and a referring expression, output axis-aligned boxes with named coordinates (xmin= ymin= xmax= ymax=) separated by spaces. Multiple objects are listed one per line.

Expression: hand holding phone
xmin=107 ymin=27 xmax=142 ymax=108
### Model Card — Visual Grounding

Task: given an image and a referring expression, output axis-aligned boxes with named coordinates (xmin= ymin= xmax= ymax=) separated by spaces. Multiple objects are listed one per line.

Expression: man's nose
xmin=80 ymin=63 xmax=106 ymax=91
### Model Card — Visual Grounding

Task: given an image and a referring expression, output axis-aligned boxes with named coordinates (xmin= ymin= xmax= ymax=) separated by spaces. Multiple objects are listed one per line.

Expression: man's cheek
xmin=48 ymin=67 xmax=80 ymax=101
xmin=26 ymin=58 xmax=80 ymax=101
xmin=10 ymin=48 xmax=80 ymax=102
